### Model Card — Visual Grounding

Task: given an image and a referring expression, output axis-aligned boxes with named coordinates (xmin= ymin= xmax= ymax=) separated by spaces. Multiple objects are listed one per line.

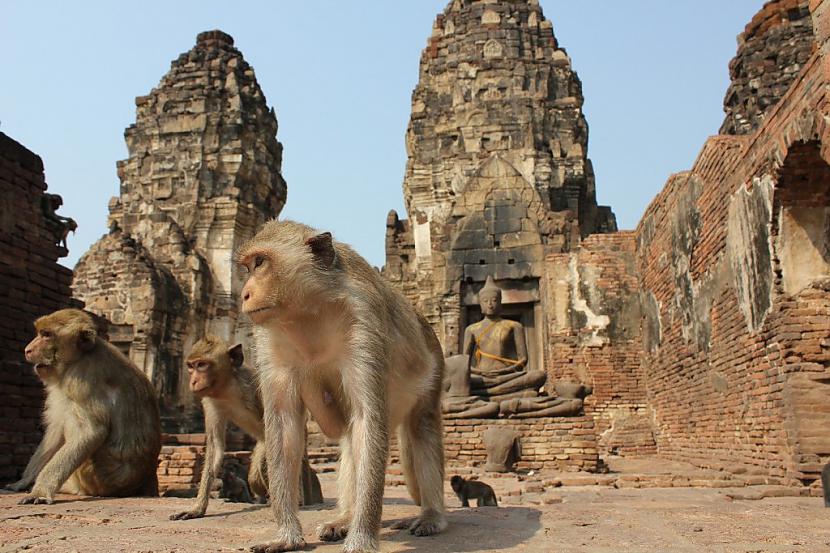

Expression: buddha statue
xmin=442 ymin=276 xmax=586 ymax=419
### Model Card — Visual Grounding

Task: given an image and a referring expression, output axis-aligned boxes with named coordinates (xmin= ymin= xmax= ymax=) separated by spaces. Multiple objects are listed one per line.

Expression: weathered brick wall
xmin=0 ymin=132 xmax=76 ymax=482
xmin=545 ymin=233 xmax=654 ymax=456
xmin=721 ymin=0 xmax=814 ymax=135
xmin=635 ymin=28 xmax=830 ymax=483
xmin=443 ymin=417 xmax=598 ymax=472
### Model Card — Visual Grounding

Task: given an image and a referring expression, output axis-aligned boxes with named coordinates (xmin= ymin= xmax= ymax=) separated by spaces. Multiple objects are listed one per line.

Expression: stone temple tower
xmin=73 ymin=30 xmax=286 ymax=428
xmin=384 ymin=0 xmax=616 ymax=364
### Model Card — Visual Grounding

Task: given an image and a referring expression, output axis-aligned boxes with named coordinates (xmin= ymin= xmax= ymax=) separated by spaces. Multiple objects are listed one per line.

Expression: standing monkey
xmin=450 ymin=475 xmax=498 ymax=507
xmin=6 ymin=309 xmax=161 ymax=503
xmin=170 ymin=336 xmax=322 ymax=521
xmin=237 ymin=220 xmax=447 ymax=553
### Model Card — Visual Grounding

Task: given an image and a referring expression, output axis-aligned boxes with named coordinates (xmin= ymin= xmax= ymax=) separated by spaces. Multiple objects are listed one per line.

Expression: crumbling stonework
xmin=634 ymin=0 xmax=830 ymax=485
xmin=384 ymin=0 xmax=642 ymax=466
xmin=72 ymin=30 xmax=286 ymax=429
xmin=0 ymin=133 xmax=77 ymax=480
xmin=383 ymin=0 xmax=830 ymax=482
xmin=721 ymin=0 xmax=815 ymax=135
xmin=384 ymin=0 xmax=616 ymax=368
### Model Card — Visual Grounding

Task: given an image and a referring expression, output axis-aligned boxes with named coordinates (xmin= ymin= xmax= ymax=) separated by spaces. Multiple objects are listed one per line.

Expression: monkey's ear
xmin=228 ymin=344 xmax=244 ymax=367
xmin=78 ymin=328 xmax=97 ymax=352
xmin=305 ymin=232 xmax=336 ymax=268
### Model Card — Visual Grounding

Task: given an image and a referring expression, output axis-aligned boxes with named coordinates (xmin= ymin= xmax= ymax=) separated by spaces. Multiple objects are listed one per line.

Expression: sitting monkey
xmin=450 ymin=475 xmax=499 ymax=507
xmin=7 ymin=309 xmax=161 ymax=503
xmin=220 ymin=465 xmax=253 ymax=504
xmin=170 ymin=336 xmax=322 ymax=521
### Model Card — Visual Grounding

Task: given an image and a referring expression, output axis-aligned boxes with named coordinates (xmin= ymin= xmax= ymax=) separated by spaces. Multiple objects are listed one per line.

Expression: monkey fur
xmin=450 ymin=475 xmax=498 ymax=507
xmin=7 ymin=309 xmax=161 ymax=504
xmin=237 ymin=220 xmax=447 ymax=553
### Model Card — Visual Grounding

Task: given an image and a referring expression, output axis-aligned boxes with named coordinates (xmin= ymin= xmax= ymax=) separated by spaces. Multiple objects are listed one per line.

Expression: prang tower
xmin=73 ymin=31 xmax=286 ymax=426
xmin=384 ymin=0 xmax=616 ymax=363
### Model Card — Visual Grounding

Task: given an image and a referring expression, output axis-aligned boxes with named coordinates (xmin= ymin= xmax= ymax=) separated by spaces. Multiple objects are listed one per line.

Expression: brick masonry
xmin=0 ymin=132 xmax=78 ymax=481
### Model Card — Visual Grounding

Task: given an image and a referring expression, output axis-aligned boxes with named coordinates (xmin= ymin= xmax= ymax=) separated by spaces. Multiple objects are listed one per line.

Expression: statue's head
xmin=478 ymin=276 xmax=502 ymax=317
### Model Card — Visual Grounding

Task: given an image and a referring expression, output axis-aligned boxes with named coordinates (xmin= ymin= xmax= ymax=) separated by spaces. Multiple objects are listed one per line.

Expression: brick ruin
xmin=71 ymin=30 xmax=286 ymax=430
xmin=383 ymin=0 xmax=830 ymax=485
xmin=0 ymin=133 xmax=78 ymax=480
xmin=5 ymin=0 xmax=830 ymax=492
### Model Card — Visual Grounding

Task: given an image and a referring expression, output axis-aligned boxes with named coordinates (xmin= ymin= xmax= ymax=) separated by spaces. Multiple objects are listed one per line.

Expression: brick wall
xmin=634 ymin=36 xmax=830 ymax=483
xmin=0 ymin=132 xmax=76 ymax=482
xmin=545 ymin=233 xmax=655 ymax=456
xmin=443 ymin=416 xmax=599 ymax=472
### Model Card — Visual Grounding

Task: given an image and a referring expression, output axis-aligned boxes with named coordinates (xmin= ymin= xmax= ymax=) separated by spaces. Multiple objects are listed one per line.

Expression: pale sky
xmin=1 ymin=1 xmax=763 ymax=269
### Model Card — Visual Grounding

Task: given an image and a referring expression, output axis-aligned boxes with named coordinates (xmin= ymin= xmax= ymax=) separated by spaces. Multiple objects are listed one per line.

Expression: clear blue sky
xmin=2 ymin=1 xmax=763 ymax=269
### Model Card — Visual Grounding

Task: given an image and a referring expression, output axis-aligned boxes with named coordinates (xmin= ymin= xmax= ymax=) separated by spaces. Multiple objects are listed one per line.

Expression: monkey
xmin=170 ymin=335 xmax=322 ymax=521
xmin=237 ymin=220 xmax=447 ymax=553
xmin=5 ymin=309 xmax=161 ymax=503
xmin=822 ymin=462 xmax=830 ymax=508
xmin=221 ymin=465 xmax=254 ymax=503
xmin=450 ymin=476 xmax=498 ymax=507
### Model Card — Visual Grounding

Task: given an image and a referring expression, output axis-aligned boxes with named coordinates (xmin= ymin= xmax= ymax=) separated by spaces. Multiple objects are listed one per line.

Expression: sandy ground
xmin=3 ymin=468 xmax=830 ymax=553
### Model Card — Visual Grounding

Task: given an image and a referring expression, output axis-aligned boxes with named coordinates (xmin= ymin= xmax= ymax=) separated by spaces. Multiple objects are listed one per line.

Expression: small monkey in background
xmin=221 ymin=465 xmax=253 ymax=503
xmin=238 ymin=220 xmax=447 ymax=553
xmin=170 ymin=336 xmax=321 ymax=521
xmin=450 ymin=476 xmax=498 ymax=507
xmin=6 ymin=309 xmax=161 ymax=503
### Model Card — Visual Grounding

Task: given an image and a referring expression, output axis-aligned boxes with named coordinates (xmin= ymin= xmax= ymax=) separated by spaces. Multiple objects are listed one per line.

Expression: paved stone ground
xmin=3 ymin=466 xmax=830 ymax=553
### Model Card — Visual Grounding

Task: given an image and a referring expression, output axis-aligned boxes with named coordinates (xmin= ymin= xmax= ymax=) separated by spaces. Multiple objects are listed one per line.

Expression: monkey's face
xmin=237 ymin=223 xmax=340 ymax=327
xmin=186 ymin=357 xmax=221 ymax=397
xmin=238 ymin=250 xmax=285 ymax=325
xmin=25 ymin=310 xmax=97 ymax=381
xmin=185 ymin=339 xmax=243 ymax=398
xmin=450 ymin=475 xmax=464 ymax=492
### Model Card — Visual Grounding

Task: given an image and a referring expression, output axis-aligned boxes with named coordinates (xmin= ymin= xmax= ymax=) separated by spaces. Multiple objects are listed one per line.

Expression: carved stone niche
xmin=460 ymin=278 xmax=543 ymax=373
xmin=483 ymin=427 xmax=521 ymax=473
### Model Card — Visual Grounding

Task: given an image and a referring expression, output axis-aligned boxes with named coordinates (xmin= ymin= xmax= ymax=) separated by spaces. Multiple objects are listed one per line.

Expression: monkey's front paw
xmin=170 ymin=510 xmax=204 ymax=521
xmin=318 ymin=519 xmax=349 ymax=542
xmin=19 ymin=494 xmax=54 ymax=505
xmin=406 ymin=512 xmax=447 ymax=537
xmin=4 ymin=480 xmax=31 ymax=493
xmin=250 ymin=537 xmax=306 ymax=553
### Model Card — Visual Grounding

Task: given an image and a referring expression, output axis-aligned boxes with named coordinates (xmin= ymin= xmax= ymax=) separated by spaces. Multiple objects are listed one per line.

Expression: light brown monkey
xmin=237 ymin=220 xmax=447 ymax=553
xmin=450 ymin=475 xmax=498 ymax=507
xmin=6 ymin=309 xmax=161 ymax=503
xmin=170 ymin=336 xmax=321 ymax=521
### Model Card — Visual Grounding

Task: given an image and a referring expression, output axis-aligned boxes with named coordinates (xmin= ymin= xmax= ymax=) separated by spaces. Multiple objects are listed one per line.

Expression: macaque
xmin=237 ymin=220 xmax=447 ymax=553
xmin=170 ymin=336 xmax=321 ymax=521
xmin=6 ymin=309 xmax=161 ymax=503
xmin=221 ymin=465 xmax=253 ymax=503
xmin=450 ymin=476 xmax=498 ymax=507
xmin=822 ymin=462 xmax=830 ymax=508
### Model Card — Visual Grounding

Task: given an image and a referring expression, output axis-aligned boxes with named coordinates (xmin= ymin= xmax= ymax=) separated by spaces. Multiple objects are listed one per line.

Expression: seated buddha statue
xmin=442 ymin=276 xmax=585 ymax=419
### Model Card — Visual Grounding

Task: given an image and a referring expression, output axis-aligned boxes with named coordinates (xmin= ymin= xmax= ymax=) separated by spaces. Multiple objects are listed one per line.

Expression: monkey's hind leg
xmin=393 ymin=402 xmax=447 ymax=536
xmin=822 ymin=462 xmax=830 ymax=508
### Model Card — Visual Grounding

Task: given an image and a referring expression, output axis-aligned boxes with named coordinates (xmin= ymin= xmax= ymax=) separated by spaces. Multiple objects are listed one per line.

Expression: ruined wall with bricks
xmin=635 ymin=0 xmax=830 ymax=482
xmin=544 ymin=233 xmax=654 ymax=456
xmin=721 ymin=0 xmax=814 ymax=135
xmin=0 ymin=133 xmax=77 ymax=481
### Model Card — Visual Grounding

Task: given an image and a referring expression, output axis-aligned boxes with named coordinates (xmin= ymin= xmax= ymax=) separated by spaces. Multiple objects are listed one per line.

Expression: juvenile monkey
xmin=170 ymin=336 xmax=321 ymax=521
xmin=450 ymin=476 xmax=498 ymax=507
xmin=237 ymin=220 xmax=447 ymax=553
xmin=221 ymin=465 xmax=254 ymax=503
xmin=6 ymin=309 xmax=161 ymax=503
